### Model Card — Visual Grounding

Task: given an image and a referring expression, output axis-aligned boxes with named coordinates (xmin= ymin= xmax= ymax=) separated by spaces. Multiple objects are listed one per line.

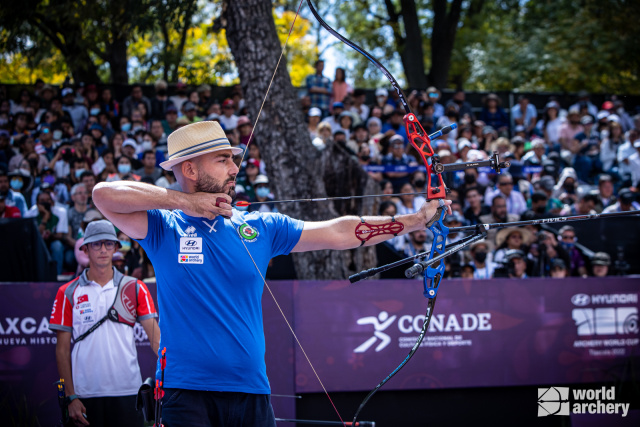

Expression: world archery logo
xmin=239 ymin=223 xmax=259 ymax=242
xmin=538 ymin=387 xmax=570 ymax=416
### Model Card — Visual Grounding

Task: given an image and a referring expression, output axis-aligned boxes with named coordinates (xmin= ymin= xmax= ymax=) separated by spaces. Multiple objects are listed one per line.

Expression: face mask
xmin=157 ymin=89 xmax=167 ymax=96
xmin=53 ymin=130 xmax=63 ymax=140
xmin=43 ymin=175 xmax=56 ymax=185
xmin=464 ymin=174 xmax=476 ymax=184
xmin=119 ymin=240 xmax=131 ymax=252
xmin=360 ymin=155 xmax=371 ymax=162
xmin=90 ymin=108 xmax=100 ymax=116
xmin=141 ymin=141 xmax=152 ymax=151
xmin=414 ymin=179 xmax=425 ymax=188
xmin=121 ymin=123 xmax=132 ymax=132
xmin=561 ymin=241 xmax=574 ymax=249
xmin=74 ymin=168 xmax=85 ymax=179
xmin=256 ymin=187 xmax=270 ymax=198
xmin=10 ymin=179 xmax=23 ymax=191
xmin=118 ymin=164 xmax=131 ymax=174
xmin=474 ymin=251 xmax=487 ymax=263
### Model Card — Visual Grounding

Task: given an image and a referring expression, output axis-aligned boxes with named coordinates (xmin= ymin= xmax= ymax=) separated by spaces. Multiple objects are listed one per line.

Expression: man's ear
xmin=181 ymin=160 xmax=198 ymax=182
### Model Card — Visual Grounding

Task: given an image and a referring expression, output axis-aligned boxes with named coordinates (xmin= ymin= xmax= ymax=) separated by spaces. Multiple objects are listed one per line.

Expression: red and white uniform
xmin=49 ymin=268 xmax=157 ymax=398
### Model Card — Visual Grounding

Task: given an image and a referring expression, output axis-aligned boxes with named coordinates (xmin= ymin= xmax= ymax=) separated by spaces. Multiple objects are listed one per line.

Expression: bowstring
xmin=231 ymin=0 xmax=346 ymax=425
xmin=232 ymin=225 xmax=347 ymax=427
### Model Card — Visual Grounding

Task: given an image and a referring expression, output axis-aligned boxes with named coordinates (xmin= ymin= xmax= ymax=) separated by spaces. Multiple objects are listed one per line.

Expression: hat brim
xmin=496 ymin=227 xmax=533 ymax=247
xmin=82 ymin=234 xmax=121 ymax=248
xmin=160 ymin=145 xmax=243 ymax=171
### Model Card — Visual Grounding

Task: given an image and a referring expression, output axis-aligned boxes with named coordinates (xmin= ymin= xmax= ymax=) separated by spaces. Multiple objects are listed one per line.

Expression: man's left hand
xmin=418 ymin=199 xmax=452 ymax=227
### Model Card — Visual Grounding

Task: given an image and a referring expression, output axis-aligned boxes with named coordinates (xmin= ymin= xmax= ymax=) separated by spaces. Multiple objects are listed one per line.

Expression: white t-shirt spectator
xmin=219 ymin=114 xmax=238 ymax=131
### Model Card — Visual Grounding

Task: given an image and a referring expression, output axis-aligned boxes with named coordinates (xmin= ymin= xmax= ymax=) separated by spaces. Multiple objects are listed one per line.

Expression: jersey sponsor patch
xmin=81 ymin=314 xmax=95 ymax=325
xmin=179 ymin=254 xmax=204 ymax=264
xmin=180 ymin=237 xmax=202 ymax=253
xmin=239 ymin=223 xmax=259 ymax=242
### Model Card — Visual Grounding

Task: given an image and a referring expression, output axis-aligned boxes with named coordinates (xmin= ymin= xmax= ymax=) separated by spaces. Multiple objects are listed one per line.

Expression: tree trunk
xmin=399 ymin=0 xmax=427 ymax=90
xmin=66 ymin=50 xmax=101 ymax=85
xmin=224 ymin=0 xmax=377 ymax=280
xmin=428 ymin=0 xmax=464 ymax=88
xmin=108 ymin=34 xmax=129 ymax=85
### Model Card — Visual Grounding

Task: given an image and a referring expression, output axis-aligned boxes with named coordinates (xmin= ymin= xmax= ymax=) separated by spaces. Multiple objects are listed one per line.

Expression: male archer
xmin=49 ymin=220 xmax=160 ymax=427
xmin=92 ymin=121 xmax=450 ymax=426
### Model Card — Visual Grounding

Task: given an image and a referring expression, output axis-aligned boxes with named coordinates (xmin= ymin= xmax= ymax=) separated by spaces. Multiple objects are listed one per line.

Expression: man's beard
xmin=195 ymin=173 xmax=237 ymax=202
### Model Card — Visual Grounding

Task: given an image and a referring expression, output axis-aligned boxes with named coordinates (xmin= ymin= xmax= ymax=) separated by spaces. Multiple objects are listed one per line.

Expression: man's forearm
xmin=56 ymin=342 xmax=76 ymax=396
xmin=93 ymin=181 xmax=188 ymax=214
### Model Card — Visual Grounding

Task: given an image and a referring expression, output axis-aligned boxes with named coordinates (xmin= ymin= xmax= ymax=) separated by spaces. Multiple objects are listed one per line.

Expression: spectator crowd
xmin=0 ymin=61 xmax=638 ymax=281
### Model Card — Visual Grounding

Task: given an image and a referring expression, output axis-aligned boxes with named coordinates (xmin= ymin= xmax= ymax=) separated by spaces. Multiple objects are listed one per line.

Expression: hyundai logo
xmin=184 ymin=240 xmax=198 ymax=246
xmin=571 ymin=294 xmax=591 ymax=307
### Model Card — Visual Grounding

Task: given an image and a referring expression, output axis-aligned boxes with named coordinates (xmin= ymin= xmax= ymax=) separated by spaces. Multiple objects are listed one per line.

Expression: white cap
xmin=597 ymin=110 xmax=610 ymax=120
xmin=375 ymin=88 xmax=388 ymax=97
xmin=608 ymin=114 xmax=620 ymax=123
xmin=457 ymin=138 xmax=472 ymax=150
xmin=254 ymin=174 xmax=269 ymax=185
xmin=308 ymin=107 xmax=322 ymax=117
xmin=634 ymin=140 xmax=640 ymax=148
xmin=122 ymin=139 xmax=137 ymax=149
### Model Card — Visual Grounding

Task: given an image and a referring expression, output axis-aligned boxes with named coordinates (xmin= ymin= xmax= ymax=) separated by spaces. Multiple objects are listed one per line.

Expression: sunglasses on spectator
xmin=88 ymin=240 xmax=117 ymax=250
xmin=561 ymin=235 xmax=577 ymax=242
xmin=499 ymin=181 xmax=513 ymax=186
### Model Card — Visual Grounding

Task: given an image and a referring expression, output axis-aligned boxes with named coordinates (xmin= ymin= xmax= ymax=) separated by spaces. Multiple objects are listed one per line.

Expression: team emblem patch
xmin=239 ymin=223 xmax=259 ymax=241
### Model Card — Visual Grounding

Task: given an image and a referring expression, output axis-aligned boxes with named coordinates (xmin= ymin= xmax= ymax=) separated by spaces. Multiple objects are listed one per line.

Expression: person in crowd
xmin=628 ymin=139 xmax=640 ymax=188
xmin=572 ymin=115 xmax=601 ymax=183
xmin=350 ymin=88 xmax=369 ymax=123
xmin=521 ymin=191 xmax=551 ymax=220
xmin=134 ymin=150 xmax=163 ymax=183
xmin=593 ymin=174 xmax=616 ymax=213
xmin=107 ymin=156 xmax=140 ymax=182
xmin=536 ymin=101 xmax=563 ymax=150
xmin=0 ymin=192 xmax=21 ymax=218
xmin=68 ymin=183 xmax=90 ymax=239
xmin=510 ymin=95 xmax=537 ymax=136
xmin=436 ymin=106 xmax=459 ymax=151
xmin=603 ymin=188 xmax=640 ymax=212
xmin=306 ymin=59 xmax=332 ymax=116
xmin=321 ymin=101 xmax=344 ymax=133
xmin=382 ymin=109 xmax=410 ymax=145
xmin=494 ymin=227 xmax=532 ymax=264
xmin=558 ymin=107 xmax=584 ymax=155
xmin=590 ymin=252 xmax=611 ymax=277
xmin=479 ymin=93 xmax=508 ymax=135
xmin=25 ymin=190 xmax=70 ymax=274
xmin=248 ymin=174 xmax=276 ymax=213
xmin=484 ymin=172 xmax=527 ymax=216
xmin=99 ymin=87 xmax=119 ymax=119
xmin=161 ymin=104 xmax=180 ymax=136
xmin=150 ymin=79 xmax=175 ymax=120
xmin=394 ymin=228 xmax=431 ymax=260
xmin=522 ymin=138 xmax=547 ymax=167
xmin=218 ymin=99 xmax=237 ymax=130
xmin=446 ymin=90 xmax=474 ymax=122
xmin=468 ymin=240 xmax=496 ymax=279
xmin=570 ymin=90 xmax=598 ymax=118
xmin=478 ymin=196 xmax=520 ymax=246
xmin=557 ymin=225 xmax=587 ymax=277
xmin=552 ymin=167 xmax=579 ymax=205
xmin=1 ymin=169 xmax=29 ymax=215
xmin=463 ymin=186 xmax=490 ymax=225
xmin=49 ymin=220 xmax=159 ymax=427
xmin=394 ymin=182 xmax=426 ymax=216
xmin=382 ymin=135 xmax=417 ymax=189
xmin=331 ymin=67 xmax=351 ymax=105
xmin=550 ymin=258 xmax=568 ymax=278
xmin=559 ymin=191 xmax=597 ymax=216
xmin=425 ymin=87 xmax=444 ymax=122
xmin=307 ymin=107 xmax=322 ymax=140
xmin=10 ymin=134 xmax=49 ymax=173
xmin=62 ymin=88 xmax=89 ymax=132
xmin=121 ymin=84 xmax=151 ymax=119
xmin=503 ymin=249 xmax=528 ymax=279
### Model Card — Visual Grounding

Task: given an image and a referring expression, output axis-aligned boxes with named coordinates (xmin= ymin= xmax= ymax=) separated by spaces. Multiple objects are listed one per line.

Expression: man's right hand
xmin=183 ymin=192 xmax=233 ymax=219
xmin=68 ymin=398 xmax=89 ymax=425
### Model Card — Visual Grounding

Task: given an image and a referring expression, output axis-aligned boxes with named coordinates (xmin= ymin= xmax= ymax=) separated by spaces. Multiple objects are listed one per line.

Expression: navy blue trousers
xmin=161 ymin=389 xmax=276 ymax=427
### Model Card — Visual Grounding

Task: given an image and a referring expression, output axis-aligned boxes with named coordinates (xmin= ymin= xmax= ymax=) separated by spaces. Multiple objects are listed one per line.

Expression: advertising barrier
xmin=0 ymin=277 xmax=637 ymax=425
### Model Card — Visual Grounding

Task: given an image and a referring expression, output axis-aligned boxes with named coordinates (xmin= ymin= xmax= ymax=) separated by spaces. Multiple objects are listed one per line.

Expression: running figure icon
xmin=354 ymin=311 xmax=397 ymax=353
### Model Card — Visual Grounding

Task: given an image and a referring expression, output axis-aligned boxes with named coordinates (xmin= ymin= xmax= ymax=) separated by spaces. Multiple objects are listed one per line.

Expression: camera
xmin=61 ymin=148 xmax=75 ymax=162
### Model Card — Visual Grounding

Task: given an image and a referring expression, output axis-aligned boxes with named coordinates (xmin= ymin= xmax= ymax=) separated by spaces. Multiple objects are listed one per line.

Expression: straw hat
xmin=495 ymin=227 xmax=533 ymax=248
xmin=160 ymin=121 xmax=243 ymax=171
